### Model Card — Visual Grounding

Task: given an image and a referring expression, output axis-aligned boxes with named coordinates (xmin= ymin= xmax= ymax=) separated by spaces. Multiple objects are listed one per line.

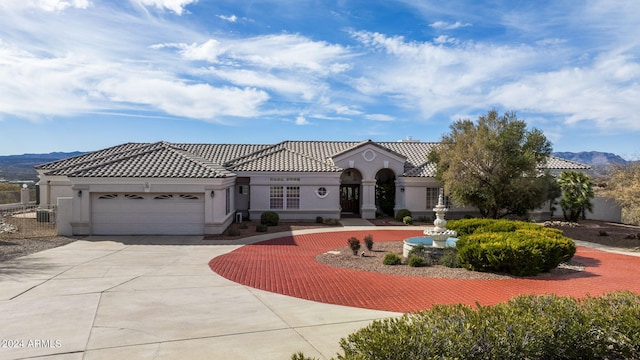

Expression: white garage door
xmin=92 ymin=193 xmax=205 ymax=235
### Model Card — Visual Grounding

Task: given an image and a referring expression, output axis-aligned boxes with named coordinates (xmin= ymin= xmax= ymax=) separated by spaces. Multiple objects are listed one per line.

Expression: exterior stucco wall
xmin=332 ymin=143 xmax=406 ymax=219
xmin=586 ymin=197 xmax=622 ymax=222
xmin=37 ymin=172 xmax=72 ymax=208
xmin=246 ymin=173 xmax=341 ymax=221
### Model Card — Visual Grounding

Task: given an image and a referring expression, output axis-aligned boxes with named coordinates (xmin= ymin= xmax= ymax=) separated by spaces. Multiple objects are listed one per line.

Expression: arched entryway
xmin=375 ymin=169 xmax=396 ymax=217
xmin=340 ymin=168 xmax=362 ymax=216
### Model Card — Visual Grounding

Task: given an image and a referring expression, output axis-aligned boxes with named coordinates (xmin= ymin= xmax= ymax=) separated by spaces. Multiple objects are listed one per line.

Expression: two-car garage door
xmin=91 ymin=193 xmax=205 ymax=235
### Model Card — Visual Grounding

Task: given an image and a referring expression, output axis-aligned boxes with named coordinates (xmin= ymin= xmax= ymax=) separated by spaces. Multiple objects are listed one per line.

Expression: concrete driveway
xmin=0 ymin=234 xmax=400 ymax=360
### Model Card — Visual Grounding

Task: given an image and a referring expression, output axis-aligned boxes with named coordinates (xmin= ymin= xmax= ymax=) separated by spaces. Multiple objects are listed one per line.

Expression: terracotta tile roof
xmin=38 ymin=140 xmax=589 ymax=178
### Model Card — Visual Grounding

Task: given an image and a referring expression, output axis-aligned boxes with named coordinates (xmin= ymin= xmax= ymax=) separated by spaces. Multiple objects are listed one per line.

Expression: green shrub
xmin=457 ymin=229 xmax=576 ymax=277
xmin=260 ymin=211 xmax=279 ymax=226
xmin=408 ymin=244 xmax=426 ymax=255
xmin=255 ymin=224 xmax=268 ymax=232
xmin=315 ymin=216 xmax=324 ymax=224
xmin=439 ymin=247 xmax=462 ymax=268
xmin=290 ymin=352 xmax=317 ymax=360
xmin=382 ymin=253 xmax=401 ymax=265
xmin=330 ymin=291 xmax=640 ymax=360
xmin=450 ymin=219 xmax=575 ymax=276
xmin=402 ymin=216 xmax=413 ymax=225
xmin=363 ymin=234 xmax=374 ymax=251
xmin=395 ymin=209 xmax=412 ymax=222
xmin=347 ymin=237 xmax=361 ymax=255
xmin=408 ymin=254 xmax=425 ymax=267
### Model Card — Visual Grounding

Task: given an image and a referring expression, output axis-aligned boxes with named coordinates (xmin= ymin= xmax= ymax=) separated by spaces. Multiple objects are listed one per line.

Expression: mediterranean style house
xmin=36 ymin=140 xmax=590 ymax=236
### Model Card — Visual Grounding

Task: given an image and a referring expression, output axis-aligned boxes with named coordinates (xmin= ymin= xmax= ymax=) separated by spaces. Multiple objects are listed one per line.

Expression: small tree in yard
xmin=347 ymin=237 xmax=361 ymax=255
xmin=558 ymin=171 xmax=594 ymax=222
xmin=428 ymin=110 xmax=553 ymax=218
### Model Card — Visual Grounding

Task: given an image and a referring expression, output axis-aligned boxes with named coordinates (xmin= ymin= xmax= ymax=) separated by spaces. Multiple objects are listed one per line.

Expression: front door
xmin=340 ymin=185 xmax=360 ymax=214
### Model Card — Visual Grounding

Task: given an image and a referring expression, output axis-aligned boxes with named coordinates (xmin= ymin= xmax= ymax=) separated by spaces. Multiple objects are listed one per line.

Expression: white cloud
xmin=204 ymin=68 xmax=320 ymax=100
xmin=217 ymin=14 xmax=237 ymax=23
xmin=4 ymin=0 xmax=90 ymax=12
xmin=489 ymin=52 xmax=640 ymax=130
xmin=134 ymin=0 xmax=196 ymax=15
xmin=429 ymin=21 xmax=472 ymax=30
xmin=96 ymin=76 xmax=269 ymax=119
xmin=365 ymin=114 xmax=395 ymax=122
xmin=295 ymin=115 xmax=310 ymax=125
xmin=350 ymin=30 xmax=537 ymax=118
xmin=433 ymin=35 xmax=458 ymax=45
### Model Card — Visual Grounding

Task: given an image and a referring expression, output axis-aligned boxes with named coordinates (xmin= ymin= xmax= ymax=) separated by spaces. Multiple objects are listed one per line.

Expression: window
xmin=270 ymin=186 xmax=283 ymax=209
xmin=179 ymin=194 xmax=199 ymax=200
xmin=286 ymin=186 xmax=300 ymax=209
xmin=238 ymin=185 xmax=248 ymax=195
xmin=154 ymin=194 xmax=173 ymax=200
xmin=124 ymin=194 xmax=144 ymax=200
xmin=225 ymin=188 xmax=231 ymax=214
xmin=316 ymin=187 xmax=328 ymax=198
xmin=270 ymin=186 xmax=300 ymax=209
xmin=98 ymin=194 xmax=118 ymax=199
xmin=426 ymin=188 xmax=450 ymax=208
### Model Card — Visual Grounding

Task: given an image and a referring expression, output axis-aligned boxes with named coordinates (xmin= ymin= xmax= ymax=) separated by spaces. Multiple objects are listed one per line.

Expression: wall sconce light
xmin=78 ymin=190 xmax=82 ymax=197
xmin=210 ymin=190 xmax=215 ymax=198
xmin=400 ymin=187 xmax=405 ymax=192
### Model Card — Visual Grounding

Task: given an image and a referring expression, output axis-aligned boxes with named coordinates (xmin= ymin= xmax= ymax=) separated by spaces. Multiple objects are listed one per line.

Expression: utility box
xmin=36 ymin=209 xmax=51 ymax=222
xmin=235 ymin=212 xmax=242 ymax=224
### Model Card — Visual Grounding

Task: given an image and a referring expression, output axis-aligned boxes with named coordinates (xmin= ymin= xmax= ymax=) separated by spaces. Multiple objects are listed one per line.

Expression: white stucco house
xmin=36 ymin=140 xmax=591 ymax=236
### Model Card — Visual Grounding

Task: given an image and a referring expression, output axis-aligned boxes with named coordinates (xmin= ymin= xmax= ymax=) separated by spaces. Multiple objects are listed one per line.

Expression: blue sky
xmin=1 ymin=1 xmax=639 ymax=158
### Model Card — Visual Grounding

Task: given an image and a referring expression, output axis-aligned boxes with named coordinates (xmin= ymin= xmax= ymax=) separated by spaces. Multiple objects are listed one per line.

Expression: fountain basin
xmin=402 ymin=236 xmax=458 ymax=257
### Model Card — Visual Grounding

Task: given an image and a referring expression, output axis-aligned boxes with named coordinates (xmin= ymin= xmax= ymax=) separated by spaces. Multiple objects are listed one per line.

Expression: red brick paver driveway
xmin=209 ymin=230 xmax=640 ymax=313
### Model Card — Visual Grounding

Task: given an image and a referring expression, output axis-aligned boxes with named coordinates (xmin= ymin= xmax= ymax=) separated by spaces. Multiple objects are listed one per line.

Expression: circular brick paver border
xmin=209 ymin=229 xmax=640 ymax=312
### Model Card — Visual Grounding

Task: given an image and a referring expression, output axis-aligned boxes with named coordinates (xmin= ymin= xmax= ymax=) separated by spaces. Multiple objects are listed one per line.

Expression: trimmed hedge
xmin=395 ymin=209 xmax=411 ymax=222
xmin=260 ymin=211 xmax=279 ymax=226
xmin=382 ymin=253 xmax=401 ymax=265
xmin=449 ymin=219 xmax=576 ymax=276
xmin=330 ymin=291 xmax=640 ymax=360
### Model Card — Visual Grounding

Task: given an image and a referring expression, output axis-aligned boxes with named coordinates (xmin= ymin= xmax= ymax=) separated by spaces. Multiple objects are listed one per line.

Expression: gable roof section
xmin=37 ymin=140 xmax=590 ymax=178
xmin=46 ymin=142 xmax=235 ymax=178
xmin=36 ymin=142 xmax=149 ymax=171
xmin=331 ymin=139 xmax=407 ymax=161
xmin=225 ymin=142 xmax=341 ymax=172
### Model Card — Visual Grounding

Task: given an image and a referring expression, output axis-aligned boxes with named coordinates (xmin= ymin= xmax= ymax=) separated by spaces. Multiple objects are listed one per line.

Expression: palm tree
xmin=558 ymin=171 xmax=594 ymax=222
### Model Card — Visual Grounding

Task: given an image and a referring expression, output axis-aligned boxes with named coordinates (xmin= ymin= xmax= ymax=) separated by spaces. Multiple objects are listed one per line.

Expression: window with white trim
xmin=426 ymin=188 xmax=450 ymax=208
xmin=226 ymin=188 xmax=231 ymax=214
xmin=270 ymin=186 xmax=283 ymax=209
xmin=286 ymin=186 xmax=300 ymax=209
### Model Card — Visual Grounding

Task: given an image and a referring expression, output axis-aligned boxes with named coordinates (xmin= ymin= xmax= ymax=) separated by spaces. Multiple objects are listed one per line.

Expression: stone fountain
xmin=402 ymin=189 xmax=458 ymax=257
xmin=423 ymin=189 xmax=458 ymax=248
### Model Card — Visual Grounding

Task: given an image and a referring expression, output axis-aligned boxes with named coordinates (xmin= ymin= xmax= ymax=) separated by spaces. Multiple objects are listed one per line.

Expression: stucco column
xmin=361 ymin=179 xmax=377 ymax=219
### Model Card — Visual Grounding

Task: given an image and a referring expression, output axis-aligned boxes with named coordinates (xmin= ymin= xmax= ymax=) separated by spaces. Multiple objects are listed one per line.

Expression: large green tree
xmin=428 ymin=110 xmax=553 ymax=218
